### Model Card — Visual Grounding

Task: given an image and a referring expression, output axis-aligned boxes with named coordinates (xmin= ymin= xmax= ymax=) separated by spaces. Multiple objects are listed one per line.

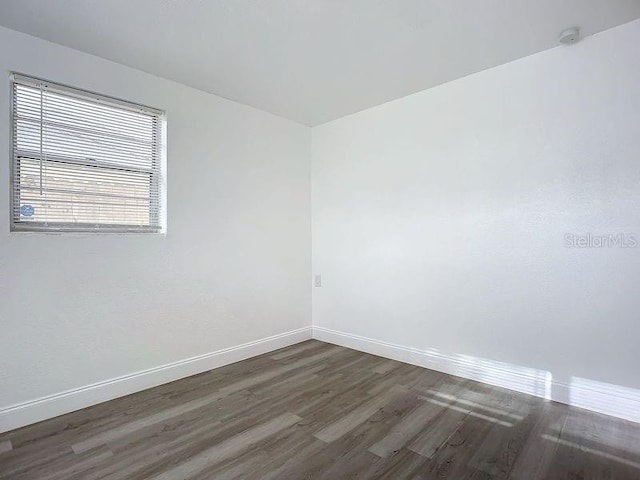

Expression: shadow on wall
xmin=568 ymin=376 xmax=640 ymax=424
xmin=443 ymin=351 xmax=553 ymax=400
xmin=430 ymin=348 xmax=640 ymax=424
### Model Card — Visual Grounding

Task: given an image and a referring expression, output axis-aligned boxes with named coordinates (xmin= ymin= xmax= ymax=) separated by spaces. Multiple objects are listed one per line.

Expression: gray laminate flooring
xmin=1 ymin=340 xmax=639 ymax=479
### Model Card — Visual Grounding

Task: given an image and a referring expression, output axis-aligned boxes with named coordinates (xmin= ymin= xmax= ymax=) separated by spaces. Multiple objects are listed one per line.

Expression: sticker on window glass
xmin=20 ymin=205 xmax=35 ymax=217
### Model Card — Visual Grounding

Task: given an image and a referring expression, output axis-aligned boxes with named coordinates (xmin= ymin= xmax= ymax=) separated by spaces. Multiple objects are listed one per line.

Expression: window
xmin=10 ymin=73 xmax=165 ymax=233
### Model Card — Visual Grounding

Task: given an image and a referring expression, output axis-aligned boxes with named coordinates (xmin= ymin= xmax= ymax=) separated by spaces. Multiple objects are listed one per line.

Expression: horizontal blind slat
xmin=15 ymin=153 xmax=155 ymax=175
xmin=13 ymin=74 xmax=163 ymax=115
xmin=15 ymin=115 xmax=154 ymax=145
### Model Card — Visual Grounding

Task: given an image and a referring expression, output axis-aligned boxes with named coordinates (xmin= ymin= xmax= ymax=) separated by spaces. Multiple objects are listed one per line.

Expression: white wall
xmin=312 ymin=20 xmax=640 ymax=420
xmin=3 ymin=17 xmax=640 ymax=430
xmin=0 ymin=27 xmax=311 ymax=431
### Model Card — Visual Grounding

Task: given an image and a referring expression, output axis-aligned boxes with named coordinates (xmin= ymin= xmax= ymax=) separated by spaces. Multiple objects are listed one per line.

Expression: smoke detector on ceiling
xmin=559 ymin=27 xmax=580 ymax=45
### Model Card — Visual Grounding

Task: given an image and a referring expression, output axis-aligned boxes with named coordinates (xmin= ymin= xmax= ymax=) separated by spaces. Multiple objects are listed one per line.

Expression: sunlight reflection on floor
xmin=541 ymin=434 xmax=640 ymax=469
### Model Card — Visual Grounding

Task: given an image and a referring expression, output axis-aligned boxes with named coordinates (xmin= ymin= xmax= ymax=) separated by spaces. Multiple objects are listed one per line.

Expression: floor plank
xmin=1 ymin=340 xmax=639 ymax=479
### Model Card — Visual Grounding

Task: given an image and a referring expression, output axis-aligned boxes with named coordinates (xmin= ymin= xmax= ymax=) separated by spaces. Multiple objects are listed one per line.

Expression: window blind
xmin=11 ymin=73 xmax=164 ymax=232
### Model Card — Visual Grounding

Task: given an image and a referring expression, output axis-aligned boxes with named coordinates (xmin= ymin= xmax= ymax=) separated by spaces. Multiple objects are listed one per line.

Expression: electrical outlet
xmin=314 ymin=275 xmax=322 ymax=287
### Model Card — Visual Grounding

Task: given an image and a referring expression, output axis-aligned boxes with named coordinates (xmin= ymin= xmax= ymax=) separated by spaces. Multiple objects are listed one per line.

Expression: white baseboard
xmin=4 ymin=325 xmax=637 ymax=432
xmin=312 ymin=326 xmax=640 ymax=424
xmin=0 ymin=327 xmax=312 ymax=434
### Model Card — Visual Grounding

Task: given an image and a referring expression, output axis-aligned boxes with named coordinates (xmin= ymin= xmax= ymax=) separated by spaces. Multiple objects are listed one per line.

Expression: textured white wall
xmin=0 ymin=27 xmax=311 ymax=409
xmin=3 ymin=17 xmax=640 ymax=427
xmin=312 ymin=20 xmax=640 ymax=398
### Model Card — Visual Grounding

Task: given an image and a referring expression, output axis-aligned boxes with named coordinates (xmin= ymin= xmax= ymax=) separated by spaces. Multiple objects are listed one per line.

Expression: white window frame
xmin=9 ymin=73 xmax=166 ymax=234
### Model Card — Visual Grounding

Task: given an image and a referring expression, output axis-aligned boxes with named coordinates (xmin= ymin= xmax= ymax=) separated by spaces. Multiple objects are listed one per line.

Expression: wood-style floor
xmin=1 ymin=340 xmax=639 ymax=479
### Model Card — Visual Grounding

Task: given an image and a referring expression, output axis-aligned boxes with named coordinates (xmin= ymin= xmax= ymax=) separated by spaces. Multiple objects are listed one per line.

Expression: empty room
xmin=1 ymin=1 xmax=639 ymax=479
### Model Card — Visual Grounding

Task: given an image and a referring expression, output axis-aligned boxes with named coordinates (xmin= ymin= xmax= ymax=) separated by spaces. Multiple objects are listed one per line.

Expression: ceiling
xmin=1 ymin=1 xmax=639 ymax=126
